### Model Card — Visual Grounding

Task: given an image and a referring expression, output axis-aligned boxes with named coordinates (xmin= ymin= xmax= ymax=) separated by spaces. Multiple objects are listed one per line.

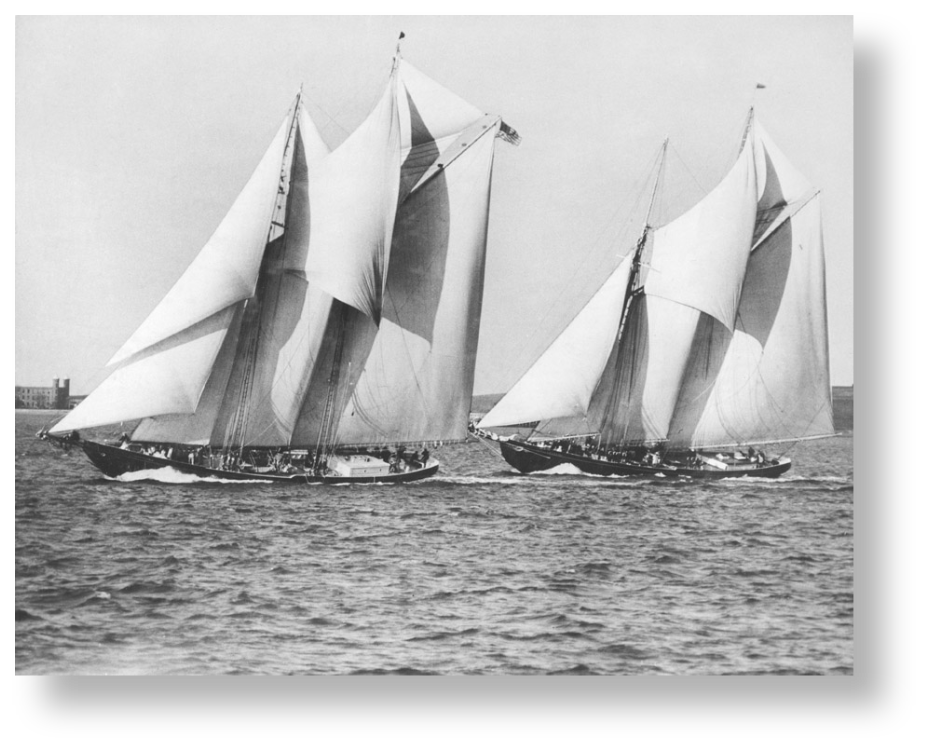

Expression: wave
xmin=105 ymin=467 xmax=273 ymax=484
xmin=427 ymin=473 xmax=685 ymax=489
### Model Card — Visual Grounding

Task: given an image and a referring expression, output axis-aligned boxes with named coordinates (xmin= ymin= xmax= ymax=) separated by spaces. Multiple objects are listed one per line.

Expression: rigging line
xmin=301 ymin=93 xmax=352 ymax=144
xmin=666 ymin=139 xmax=709 ymax=205
xmin=308 ymin=58 xmax=395 ymax=149
xmin=500 ymin=142 xmax=666 ymax=395
xmin=472 ymin=432 xmax=509 ymax=460
xmin=379 ymin=289 xmax=429 ymax=417
xmin=224 ymin=101 xmax=302 ymax=452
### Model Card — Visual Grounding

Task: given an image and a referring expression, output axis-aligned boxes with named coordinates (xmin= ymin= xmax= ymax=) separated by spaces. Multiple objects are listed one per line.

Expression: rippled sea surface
xmin=16 ymin=410 xmax=853 ymax=675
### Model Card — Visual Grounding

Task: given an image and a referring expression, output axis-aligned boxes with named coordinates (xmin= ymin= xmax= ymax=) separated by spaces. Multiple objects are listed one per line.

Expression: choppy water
xmin=16 ymin=410 xmax=853 ymax=675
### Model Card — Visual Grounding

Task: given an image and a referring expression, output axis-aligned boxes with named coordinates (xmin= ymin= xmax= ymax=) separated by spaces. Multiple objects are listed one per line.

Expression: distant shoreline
xmin=18 ymin=387 xmax=854 ymax=432
xmin=472 ymin=386 xmax=854 ymax=431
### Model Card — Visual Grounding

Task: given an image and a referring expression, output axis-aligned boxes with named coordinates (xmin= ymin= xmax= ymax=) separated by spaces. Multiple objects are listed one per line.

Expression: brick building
xmin=15 ymin=378 xmax=70 ymax=409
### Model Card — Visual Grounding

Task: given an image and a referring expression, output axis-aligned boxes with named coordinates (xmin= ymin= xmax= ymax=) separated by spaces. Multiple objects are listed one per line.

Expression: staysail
xmin=303 ymin=69 xmax=401 ymax=325
xmin=479 ymin=255 xmax=633 ymax=429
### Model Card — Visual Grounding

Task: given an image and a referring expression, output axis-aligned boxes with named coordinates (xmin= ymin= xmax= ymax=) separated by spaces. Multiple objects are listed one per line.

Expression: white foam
xmin=536 ymin=463 xmax=584 ymax=475
xmin=105 ymin=466 xmax=273 ymax=484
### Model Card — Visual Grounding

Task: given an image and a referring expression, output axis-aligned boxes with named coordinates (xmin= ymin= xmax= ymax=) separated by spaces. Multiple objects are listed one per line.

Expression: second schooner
xmin=474 ymin=110 xmax=833 ymax=479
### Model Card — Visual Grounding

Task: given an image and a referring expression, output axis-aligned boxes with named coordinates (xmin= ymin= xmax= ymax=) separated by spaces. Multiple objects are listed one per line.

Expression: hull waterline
xmin=54 ymin=437 xmax=440 ymax=484
xmin=497 ymin=438 xmax=791 ymax=479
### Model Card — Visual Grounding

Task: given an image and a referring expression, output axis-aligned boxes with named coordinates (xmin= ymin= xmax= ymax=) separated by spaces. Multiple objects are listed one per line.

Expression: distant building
xmin=15 ymin=378 xmax=70 ymax=409
xmin=832 ymin=385 xmax=853 ymax=432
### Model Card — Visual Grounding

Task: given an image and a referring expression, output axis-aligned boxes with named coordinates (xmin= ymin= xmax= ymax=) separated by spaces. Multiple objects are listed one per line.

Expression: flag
xmin=497 ymin=120 xmax=522 ymax=146
xmin=756 ymin=83 xmax=767 ymax=89
xmin=399 ymin=31 xmax=405 ymax=40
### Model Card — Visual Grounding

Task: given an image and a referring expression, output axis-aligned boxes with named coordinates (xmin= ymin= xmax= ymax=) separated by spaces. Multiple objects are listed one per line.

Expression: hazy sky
xmin=15 ymin=16 xmax=853 ymax=395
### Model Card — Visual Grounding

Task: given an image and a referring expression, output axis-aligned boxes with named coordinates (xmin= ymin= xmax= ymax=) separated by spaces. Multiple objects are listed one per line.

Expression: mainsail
xmin=480 ymin=112 xmax=833 ymax=452
xmin=51 ymin=56 xmax=514 ymax=457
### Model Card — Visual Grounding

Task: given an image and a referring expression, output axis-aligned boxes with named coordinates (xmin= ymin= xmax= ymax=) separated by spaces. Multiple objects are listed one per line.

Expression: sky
xmin=15 ymin=16 xmax=853 ymax=396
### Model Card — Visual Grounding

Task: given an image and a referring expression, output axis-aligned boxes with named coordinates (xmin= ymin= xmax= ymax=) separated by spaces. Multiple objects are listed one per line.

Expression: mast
xmin=593 ymin=139 xmax=668 ymax=449
xmin=223 ymin=92 xmax=304 ymax=452
xmin=738 ymin=106 xmax=755 ymax=154
xmin=614 ymin=139 xmax=668 ymax=355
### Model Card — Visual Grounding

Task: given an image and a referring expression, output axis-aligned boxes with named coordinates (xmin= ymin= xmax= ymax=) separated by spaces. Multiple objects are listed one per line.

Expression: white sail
xmin=283 ymin=59 xmax=506 ymax=448
xmin=753 ymin=119 xmax=814 ymax=210
xmin=336 ymin=126 xmax=500 ymax=445
xmin=654 ymin=119 xmax=832 ymax=449
xmin=131 ymin=304 xmax=245 ymax=444
xmin=102 ymin=103 xmax=332 ymax=446
xmin=51 ymin=307 xmax=236 ymax=434
xmin=397 ymin=59 xmax=484 ymax=148
xmin=645 ymin=138 xmax=758 ymax=331
xmin=590 ymin=293 xmax=703 ymax=445
xmin=228 ymin=111 xmax=332 ymax=445
xmin=478 ymin=254 xmax=633 ymax=429
xmin=666 ymin=193 xmax=833 ymax=448
xmin=107 ymin=113 xmax=294 ymax=366
xmin=304 ymin=70 xmax=401 ymax=323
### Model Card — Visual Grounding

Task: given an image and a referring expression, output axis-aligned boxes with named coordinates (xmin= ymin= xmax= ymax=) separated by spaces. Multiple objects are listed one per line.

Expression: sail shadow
xmin=291 ymin=300 xmax=378 ymax=445
xmin=666 ymin=313 xmax=733 ymax=445
xmin=739 ymin=219 xmax=792 ymax=347
xmin=383 ymin=169 xmax=450 ymax=343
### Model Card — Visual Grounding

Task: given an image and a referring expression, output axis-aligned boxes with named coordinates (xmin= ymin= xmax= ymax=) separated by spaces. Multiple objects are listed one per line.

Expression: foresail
xmin=50 ymin=306 xmax=237 ymax=434
xmin=588 ymin=293 xmax=702 ymax=445
xmin=304 ymin=71 xmax=402 ymax=324
xmin=645 ymin=140 xmax=758 ymax=331
xmin=108 ymin=113 xmax=294 ymax=366
xmin=120 ymin=103 xmax=332 ymax=447
xmin=222 ymin=111 xmax=333 ymax=446
xmin=478 ymin=255 xmax=633 ymax=429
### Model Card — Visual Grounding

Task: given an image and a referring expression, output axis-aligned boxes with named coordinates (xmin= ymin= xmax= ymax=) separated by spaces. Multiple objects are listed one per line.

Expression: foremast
xmin=619 ymin=139 xmax=668 ymax=338
xmin=222 ymin=91 xmax=305 ymax=455
xmin=594 ymin=139 xmax=668 ymax=448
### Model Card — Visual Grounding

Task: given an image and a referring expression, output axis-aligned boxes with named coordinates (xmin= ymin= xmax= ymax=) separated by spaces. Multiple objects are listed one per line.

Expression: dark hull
xmin=77 ymin=439 xmax=439 ymax=484
xmin=498 ymin=439 xmax=791 ymax=479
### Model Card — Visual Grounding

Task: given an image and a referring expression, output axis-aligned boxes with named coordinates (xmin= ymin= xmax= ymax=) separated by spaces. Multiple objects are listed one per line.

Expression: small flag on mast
xmin=399 ymin=31 xmax=405 ymax=40
xmin=497 ymin=121 xmax=522 ymax=146
xmin=756 ymin=83 xmax=767 ymax=89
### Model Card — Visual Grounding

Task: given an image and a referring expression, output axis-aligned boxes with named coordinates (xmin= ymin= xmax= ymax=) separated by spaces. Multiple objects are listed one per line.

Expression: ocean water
xmin=15 ymin=410 xmax=853 ymax=675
